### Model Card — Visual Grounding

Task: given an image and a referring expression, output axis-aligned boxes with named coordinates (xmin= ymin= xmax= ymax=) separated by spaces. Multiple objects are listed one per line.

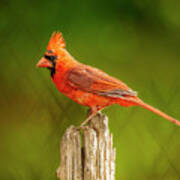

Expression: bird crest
xmin=47 ymin=32 xmax=66 ymax=50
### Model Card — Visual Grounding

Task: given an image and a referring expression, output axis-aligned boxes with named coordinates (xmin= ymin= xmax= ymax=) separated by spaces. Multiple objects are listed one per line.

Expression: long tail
xmin=136 ymin=99 xmax=180 ymax=126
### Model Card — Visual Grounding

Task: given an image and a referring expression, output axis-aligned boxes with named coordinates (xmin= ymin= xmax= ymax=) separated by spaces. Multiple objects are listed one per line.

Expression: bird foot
xmin=77 ymin=112 xmax=97 ymax=130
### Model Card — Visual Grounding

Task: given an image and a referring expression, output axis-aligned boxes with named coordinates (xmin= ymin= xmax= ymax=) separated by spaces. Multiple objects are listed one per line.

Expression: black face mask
xmin=44 ymin=55 xmax=57 ymax=77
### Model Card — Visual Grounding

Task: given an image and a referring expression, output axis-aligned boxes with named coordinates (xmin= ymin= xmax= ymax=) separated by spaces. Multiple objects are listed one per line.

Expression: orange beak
xmin=36 ymin=57 xmax=53 ymax=68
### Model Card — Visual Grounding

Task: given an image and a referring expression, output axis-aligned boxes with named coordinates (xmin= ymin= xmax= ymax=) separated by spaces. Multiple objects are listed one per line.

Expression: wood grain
xmin=56 ymin=113 xmax=116 ymax=180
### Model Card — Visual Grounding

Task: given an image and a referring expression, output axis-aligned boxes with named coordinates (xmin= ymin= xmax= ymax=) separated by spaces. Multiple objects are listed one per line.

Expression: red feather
xmin=37 ymin=32 xmax=180 ymax=126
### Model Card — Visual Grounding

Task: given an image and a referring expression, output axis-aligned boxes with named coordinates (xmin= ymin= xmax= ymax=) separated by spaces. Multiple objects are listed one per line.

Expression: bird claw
xmin=76 ymin=110 xmax=101 ymax=130
xmin=76 ymin=124 xmax=87 ymax=131
xmin=76 ymin=114 xmax=94 ymax=130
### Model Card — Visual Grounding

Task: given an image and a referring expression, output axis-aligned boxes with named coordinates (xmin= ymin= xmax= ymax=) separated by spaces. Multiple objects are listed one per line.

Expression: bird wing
xmin=66 ymin=65 xmax=137 ymax=98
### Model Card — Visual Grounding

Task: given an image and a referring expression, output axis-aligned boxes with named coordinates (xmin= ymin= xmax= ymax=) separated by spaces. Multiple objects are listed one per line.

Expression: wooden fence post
xmin=56 ymin=113 xmax=116 ymax=180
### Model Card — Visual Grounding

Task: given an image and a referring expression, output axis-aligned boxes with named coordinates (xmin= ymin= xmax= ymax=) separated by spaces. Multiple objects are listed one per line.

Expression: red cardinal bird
xmin=37 ymin=32 xmax=180 ymax=127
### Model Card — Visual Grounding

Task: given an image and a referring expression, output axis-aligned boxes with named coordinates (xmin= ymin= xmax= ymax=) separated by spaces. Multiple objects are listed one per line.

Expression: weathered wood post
xmin=56 ymin=113 xmax=116 ymax=180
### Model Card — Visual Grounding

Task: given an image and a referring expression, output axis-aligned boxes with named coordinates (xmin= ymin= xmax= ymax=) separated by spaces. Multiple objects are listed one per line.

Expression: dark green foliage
xmin=0 ymin=0 xmax=180 ymax=179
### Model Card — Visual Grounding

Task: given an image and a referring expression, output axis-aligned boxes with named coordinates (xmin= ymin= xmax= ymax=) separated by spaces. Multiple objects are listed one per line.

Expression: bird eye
xmin=44 ymin=55 xmax=57 ymax=62
xmin=47 ymin=50 xmax=53 ymax=53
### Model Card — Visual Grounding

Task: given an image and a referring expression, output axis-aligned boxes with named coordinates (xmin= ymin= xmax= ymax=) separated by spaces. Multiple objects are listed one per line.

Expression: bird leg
xmin=80 ymin=113 xmax=96 ymax=128
xmin=78 ymin=108 xmax=99 ymax=129
xmin=87 ymin=108 xmax=93 ymax=117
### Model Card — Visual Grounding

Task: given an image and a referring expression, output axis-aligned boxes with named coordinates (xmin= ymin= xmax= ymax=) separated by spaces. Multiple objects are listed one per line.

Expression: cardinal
xmin=37 ymin=32 xmax=180 ymax=127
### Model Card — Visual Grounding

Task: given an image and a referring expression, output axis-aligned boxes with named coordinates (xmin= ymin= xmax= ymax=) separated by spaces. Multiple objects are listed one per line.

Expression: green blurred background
xmin=0 ymin=0 xmax=180 ymax=179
